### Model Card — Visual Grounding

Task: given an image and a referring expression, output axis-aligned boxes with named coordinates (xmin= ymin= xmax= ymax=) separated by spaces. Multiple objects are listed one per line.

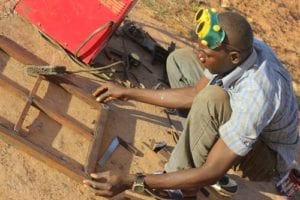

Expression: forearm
xmin=124 ymin=87 xmax=197 ymax=108
xmin=143 ymin=166 xmax=220 ymax=190
xmin=121 ymin=167 xmax=218 ymax=193
xmin=142 ymin=139 xmax=239 ymax=190
xmin=124 ymin=77 xmax=210 ymax=108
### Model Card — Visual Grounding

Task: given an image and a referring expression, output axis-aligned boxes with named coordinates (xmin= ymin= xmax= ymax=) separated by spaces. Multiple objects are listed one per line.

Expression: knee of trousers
xmin=191 ymin=86 xmax=232 ymax=122
xmin=166 ymin=48 xmax=192 ymax=77
xmin=196 ymin=85 xmax=229 ymax=102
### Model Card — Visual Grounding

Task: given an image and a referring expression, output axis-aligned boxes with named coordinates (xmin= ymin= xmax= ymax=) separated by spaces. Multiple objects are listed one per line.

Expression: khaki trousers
xmin=165 ymin=48 xmax=277 ymax=181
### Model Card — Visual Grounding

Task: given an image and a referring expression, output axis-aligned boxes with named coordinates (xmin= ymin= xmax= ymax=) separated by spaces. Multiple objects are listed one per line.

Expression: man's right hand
xmin=92 ymin=82 xmax=129 ymax=103
xmin=92 ymin=78 xmax=206 ymax=108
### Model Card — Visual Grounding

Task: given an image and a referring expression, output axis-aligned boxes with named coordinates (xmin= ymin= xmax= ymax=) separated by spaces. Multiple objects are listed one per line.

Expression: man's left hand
xmin=83 ymin=170 xmax=134 ymax=197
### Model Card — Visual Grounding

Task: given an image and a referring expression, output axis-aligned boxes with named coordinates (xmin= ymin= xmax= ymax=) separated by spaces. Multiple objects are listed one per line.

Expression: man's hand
xmin=92 ymin=82 xmax=129 ymax=103
xmin=83 ymin=170 xmax=134 ymax=197
xmin=92 ymin=78 xmax=208 ymax=108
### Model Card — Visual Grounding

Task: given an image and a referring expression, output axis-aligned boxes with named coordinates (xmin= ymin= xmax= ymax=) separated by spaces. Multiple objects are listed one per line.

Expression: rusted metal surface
xmin=0 ymin=35 xmax=100 ymax=109
xmin=0 ymin=74 xmax=94 ymax=140
xmin=97 ymin=136 xmax=142 ymax=168
xmin=0 ymin=122 xmax=88 ymax=182
xmin=14 ymin=76 xmax=42 ymax=133
xmin=84 ymin=105 xmax=109 ymax=174
xmin=0 ymin=35 xmax=47 ymax=65
xmin=0 ymin=35 xmax=110 ymax=181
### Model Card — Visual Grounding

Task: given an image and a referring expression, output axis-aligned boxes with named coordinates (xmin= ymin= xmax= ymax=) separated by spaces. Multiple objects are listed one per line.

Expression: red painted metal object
xmin=15 ymin=0 xmax=136 ymax=64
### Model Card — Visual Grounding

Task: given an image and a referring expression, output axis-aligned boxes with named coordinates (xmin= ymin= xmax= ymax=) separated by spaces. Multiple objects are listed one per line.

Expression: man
xmin=83 ymin=9 xmax=299 ymax=198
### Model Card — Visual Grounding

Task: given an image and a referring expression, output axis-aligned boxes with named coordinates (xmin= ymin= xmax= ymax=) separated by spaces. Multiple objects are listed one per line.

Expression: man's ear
xmin=229 ymin=52 xmax=241 ymax=65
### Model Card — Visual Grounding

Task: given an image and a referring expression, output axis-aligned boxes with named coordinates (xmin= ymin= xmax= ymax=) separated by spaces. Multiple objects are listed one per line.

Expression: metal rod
xmin=14 ymin=76 xmax=43 ymax=133
xmin=84 ymin=105 xmax=109 ymax=174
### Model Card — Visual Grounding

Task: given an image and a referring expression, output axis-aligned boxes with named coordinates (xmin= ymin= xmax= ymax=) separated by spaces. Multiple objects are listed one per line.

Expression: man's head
xmin=194 ymin=10 xmax=253 ymax=75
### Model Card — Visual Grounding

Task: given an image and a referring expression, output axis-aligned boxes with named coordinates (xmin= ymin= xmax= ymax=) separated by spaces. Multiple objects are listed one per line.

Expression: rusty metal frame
xmin=0 ymin=35 xmax=108 ymax=182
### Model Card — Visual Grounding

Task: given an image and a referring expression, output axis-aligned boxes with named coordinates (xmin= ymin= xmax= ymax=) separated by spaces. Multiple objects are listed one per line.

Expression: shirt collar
xmin=221 ymin=49 xmax=257 ymax=89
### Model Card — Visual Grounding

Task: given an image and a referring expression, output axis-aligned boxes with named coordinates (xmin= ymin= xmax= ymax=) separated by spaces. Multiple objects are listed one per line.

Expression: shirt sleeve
xmin=219 ymin=70 xmax=278 ymax=156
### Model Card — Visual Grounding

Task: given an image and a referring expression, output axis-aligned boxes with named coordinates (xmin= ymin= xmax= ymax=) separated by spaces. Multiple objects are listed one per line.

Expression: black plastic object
xmin=122 ymin=20 xmax=176 ymax=64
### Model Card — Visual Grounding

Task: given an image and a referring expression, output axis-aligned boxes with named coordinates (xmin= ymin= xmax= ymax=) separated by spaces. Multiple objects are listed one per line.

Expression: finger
xmin=90 ymin=171 xmax=111 ymax=179
xmin=103 ymin=96 xmax=115 ymax=103
xmin=92 ymin=86 xmax=108 ymax=97
xmin=96 ymin=92 xmax=111 ymax=103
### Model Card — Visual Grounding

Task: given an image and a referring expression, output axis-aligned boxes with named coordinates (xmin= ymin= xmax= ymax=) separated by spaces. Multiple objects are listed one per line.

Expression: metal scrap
xmin=97 ymin=136 xmax=142 ymax=167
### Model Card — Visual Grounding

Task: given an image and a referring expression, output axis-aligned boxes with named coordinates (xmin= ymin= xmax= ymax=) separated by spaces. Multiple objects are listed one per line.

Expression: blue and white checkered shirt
xmin=213 ymin=38 xmax=299 ymax=176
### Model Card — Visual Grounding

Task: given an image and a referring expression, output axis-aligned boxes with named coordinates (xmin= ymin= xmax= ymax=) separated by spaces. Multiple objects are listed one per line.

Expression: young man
xmin=83 ymin=9 xmax=299 ymax=198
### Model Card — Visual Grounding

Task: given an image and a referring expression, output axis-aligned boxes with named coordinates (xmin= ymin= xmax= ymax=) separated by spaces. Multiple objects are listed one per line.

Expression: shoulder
xmin=235 ymin=39 xmax=290 ymax=92
xmin=253 ymin=38 xmax=284 ymax=69
xmin=232 ymin=64 xmax=275 ymax=96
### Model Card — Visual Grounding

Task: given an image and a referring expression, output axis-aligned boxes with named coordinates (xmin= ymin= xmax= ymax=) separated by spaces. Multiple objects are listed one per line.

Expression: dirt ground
xmin=0 ymin=0 xmax=299 ymax=200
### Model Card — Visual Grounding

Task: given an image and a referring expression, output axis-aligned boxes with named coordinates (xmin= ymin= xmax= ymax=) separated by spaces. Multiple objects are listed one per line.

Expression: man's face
xmin=194 ymin=42 xmax=235 ymax=75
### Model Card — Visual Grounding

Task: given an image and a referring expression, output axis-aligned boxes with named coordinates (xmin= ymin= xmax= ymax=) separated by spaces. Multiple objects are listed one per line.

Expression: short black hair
xmin=218 ymin=12 xmax=253 ymax=52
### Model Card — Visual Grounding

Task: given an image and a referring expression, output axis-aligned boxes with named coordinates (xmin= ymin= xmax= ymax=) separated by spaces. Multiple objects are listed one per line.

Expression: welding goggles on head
xmin=195 ymin=8 xmax=225 ymax=49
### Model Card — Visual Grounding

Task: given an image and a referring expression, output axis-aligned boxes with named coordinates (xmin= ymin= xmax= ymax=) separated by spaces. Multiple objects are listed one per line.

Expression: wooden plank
xmin=84 ymin=105 xmax=109 ymax=174
xmin=0 ymin=75 xmax=94 ymax=140
xmin=0 ymin=124 xmax=88 ymax=182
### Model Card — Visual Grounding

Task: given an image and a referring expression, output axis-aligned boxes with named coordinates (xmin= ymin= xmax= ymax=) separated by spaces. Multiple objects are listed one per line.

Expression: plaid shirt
xmin=214 ymin=38 xmax=299 ymax=175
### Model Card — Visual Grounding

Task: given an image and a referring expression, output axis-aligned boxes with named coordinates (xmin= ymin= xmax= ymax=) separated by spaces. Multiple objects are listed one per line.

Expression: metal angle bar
xmin=117 ymin=136 xmax=141 ymax=156
xmin=84 ymin=105 xmax=109 ymax=174
xmin=97 ymin=137 xmax=120 ymax=167
xmin=0 ymin=124 xmax=87 ymax=182
xmin=0 ymin=75 xmax=94 ymax=140
xmin=14 ymin=76 xmax=43 ymax=133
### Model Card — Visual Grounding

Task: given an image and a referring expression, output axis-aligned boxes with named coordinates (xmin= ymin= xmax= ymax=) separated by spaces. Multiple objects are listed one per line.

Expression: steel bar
xmin=0 ymin=35 xmax=100 ymax=109
xmin=84 ymin=105 xmax=109 ymax=174
xmin=0 ymin=124 xmax=87 ymax=182
xmin=0 ymin=75 xmax=94 ymax=140
xmin=97 ymin=137 xmax=120 ymax=167
xmin=14 ymin=76 xmax=43 ymax=133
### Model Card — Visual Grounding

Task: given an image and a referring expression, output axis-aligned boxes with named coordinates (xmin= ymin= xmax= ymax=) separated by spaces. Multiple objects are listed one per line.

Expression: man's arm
xmin=83 ymin=138 xmax=240 ymax=196
xmin=92 ymin=77 xmax=209 ymax=109
xmin=143 ymin=138 xmax=240 ymax=189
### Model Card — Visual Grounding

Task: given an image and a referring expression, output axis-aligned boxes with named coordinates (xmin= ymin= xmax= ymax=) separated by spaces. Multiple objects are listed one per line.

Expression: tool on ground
xmin=142 ymin=141 xmax=169 ymax=166
xmin=112 ymin=39 xmax=142 ymax=87
xmin=149 ymin=140 xmax=171 ymax=164
xmin=122 ymin=20 xmax=176 ymax=64
xmin=25 ymin=61 xmax=123 ymax=76
xmin=121 ymin=37 xmax=131 ymax=80
xmin=97 ymin=136 xmax=142 ymax=167
xmin=151 ymin=140 xmax=167 ymax=153
xmin=129 ymin=52 xmax=153 ymax=74
xmin=105 ymin=46 xmax=153 ymax=74
xmin=163 ymin=109 xmax=179 ymax=143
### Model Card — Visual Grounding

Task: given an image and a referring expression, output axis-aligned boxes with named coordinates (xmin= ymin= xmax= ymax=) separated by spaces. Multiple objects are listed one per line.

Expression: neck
xmin=240 ymin=48 xmax=253 ymax=64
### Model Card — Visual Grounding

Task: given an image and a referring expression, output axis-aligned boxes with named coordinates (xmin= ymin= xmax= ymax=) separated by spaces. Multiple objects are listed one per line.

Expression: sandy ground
xmin=0 ymin=0 xmax=299 ymax=200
